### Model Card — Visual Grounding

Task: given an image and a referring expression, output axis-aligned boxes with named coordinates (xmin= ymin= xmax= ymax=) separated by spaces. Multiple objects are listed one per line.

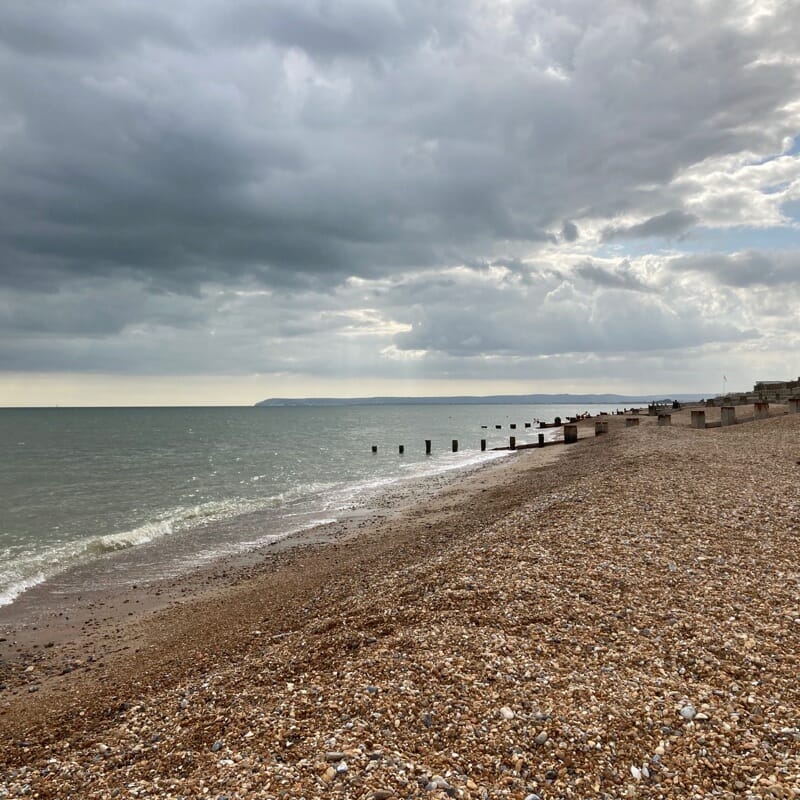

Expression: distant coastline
xmin=255 ymin=392 xmax=707 ymax=407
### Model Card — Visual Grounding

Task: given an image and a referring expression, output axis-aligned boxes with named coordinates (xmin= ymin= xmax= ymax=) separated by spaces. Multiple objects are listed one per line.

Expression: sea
xmin=0 ymin=403 xmax=621 ymax=609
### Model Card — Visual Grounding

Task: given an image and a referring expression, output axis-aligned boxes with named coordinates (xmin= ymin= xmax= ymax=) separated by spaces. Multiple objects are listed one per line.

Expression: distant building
xmin=710 ymin=377 xmax=800 ymax=405
xmin=753 ymin=378 xmax=800 ymax=401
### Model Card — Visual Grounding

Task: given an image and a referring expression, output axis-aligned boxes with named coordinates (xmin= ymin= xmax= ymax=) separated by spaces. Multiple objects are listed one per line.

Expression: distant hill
xmin=255 ymin=393 xmax=707 ymax=407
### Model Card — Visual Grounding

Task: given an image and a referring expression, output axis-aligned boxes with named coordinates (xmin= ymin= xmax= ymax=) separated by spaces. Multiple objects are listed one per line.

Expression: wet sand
xmin=2 ymin=407 xmax=800 ymax=798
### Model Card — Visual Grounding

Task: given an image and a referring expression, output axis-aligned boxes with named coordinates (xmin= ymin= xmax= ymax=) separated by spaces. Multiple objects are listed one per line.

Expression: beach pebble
xmin=630 ymin=765 xmax=641 ymax=780
xmin=211 ymin=741 xmax=223 ymax=753
xmin=499 ymin=706 xmax=515 ymax=720
xmin=325 ymin=751 xmax=346 ymax=762
xmin=679 ymin=704 xmax=697 ymax=721
xmin=534 ymin=731 xmax=548 ymax=745
xmin=373 ymin=792 xmax=393 ymax=799
xmin=524 ymin=794 xmax=542 ymax=800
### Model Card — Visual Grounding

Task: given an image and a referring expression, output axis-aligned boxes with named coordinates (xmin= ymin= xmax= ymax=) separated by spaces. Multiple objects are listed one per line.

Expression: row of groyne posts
xmin=370 ymin=415 xmax=612 ymax=455
xmin=369 ymin=398 xmax=800 ymax=455
xmin=370 ymin=420 xmax=547 ymax=455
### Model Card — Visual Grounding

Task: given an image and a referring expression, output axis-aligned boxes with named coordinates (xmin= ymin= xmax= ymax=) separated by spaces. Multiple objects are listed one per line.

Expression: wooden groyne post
xmin=691 ymin=410 xmax=706 ymax=429
xmin=625 ymin=417 xmax=639 ymax=428
xmin=721 ymin=406 xmax=736 ymax=426
xmin=452 ymin=439 xmax=458 ymax=452
xmin=538 ymin=433 xmax=545 ymax=447
xmin=754 ymin=401 xmax=770 ymax=420
xmin=372 ymin=445 xmax=378 ymax=453
xmin=425 ymin=439 xmax=431 ymax=455
xmin=509 ymin=436 xmax=516 ymax=450
xmin=789 ymin=398 xmax=800 ymax=414
xmin=481 ymin=439 xmax=486 ymax=451
xmin=399 ymin=445 xmax=404 ymax=454
xmin=658 ymin=413 xmax=671 ymax=427
xmin=594 ymin=420 xmax=608 ymax=436
xmin=564 ymin=424 xmax=578 ymax=444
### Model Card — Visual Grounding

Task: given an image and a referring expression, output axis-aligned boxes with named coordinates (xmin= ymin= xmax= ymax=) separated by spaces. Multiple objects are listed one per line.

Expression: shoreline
xmin=3 ymin=408 xmax=800 ymax=797
xmin=0 ymin=439 xmax=562 ymax=695
xmin=0 ymin=405 xmax=572 ymax=618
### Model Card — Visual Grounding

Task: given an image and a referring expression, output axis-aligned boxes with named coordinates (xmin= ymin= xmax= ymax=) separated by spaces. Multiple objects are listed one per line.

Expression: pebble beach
xmin=2 ymin=406 xmax=800 ymax=799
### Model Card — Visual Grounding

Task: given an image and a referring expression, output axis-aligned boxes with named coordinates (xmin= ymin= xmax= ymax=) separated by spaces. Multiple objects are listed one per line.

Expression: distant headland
xmin=255 ymin=392 xmax=708 ymax=407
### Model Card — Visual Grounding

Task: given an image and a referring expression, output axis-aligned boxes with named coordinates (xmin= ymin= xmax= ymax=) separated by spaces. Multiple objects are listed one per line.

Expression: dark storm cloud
xmin=602 ymin=210 xmax=699 ymax=241
xmin=0 ymin=0 xmax=798 ymax=380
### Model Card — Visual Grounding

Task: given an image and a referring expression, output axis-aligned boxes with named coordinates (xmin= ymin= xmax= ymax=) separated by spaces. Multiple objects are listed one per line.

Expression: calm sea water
xmin=0 ymin=404 xmax=619 ymax=607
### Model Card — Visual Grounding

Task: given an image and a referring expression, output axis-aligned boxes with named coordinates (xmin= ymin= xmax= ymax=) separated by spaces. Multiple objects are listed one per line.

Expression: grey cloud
xmin=386 ymin=271 xmax=750 ymax=359
xmin=561 ymin=220 xmax=579 ymax=242
xmin=0 ymin=0 xmax=797 ymax=301
xmin=0 ymin=0 xmax=798 ymax=384
xmin=603 ymin=210 xmax=698 ymax=241
xmin=575 ymin=262 xmax=652 ymax=292
xmin=670 ymin=251 xmax=800 ymax=288
xmin=214 ymin=0 xmax=466 ymax=60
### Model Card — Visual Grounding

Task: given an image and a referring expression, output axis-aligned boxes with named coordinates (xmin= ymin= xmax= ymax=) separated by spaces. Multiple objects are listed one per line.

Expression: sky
xmin=1 ymin=0 xmax=799 ymax=405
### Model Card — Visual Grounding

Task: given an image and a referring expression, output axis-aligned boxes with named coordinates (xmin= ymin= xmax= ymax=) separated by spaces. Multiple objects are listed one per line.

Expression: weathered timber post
xmin=754 ymin=401 xmax=770 ymax=420
xmin=564 ymin=424 xmax=578 ymax=444
xmin=691 ymin=410 xmax=706 ymax=429
xmin=524 ymin=422 xmax=531 ymax=428
xmin=509 ymin=436 xmax=516 ymax=449
xmin=452 ymin=439 xmax=458 ymax=452
xmin=632 ymin=408 xmax=640 ymax=415
xmin=537 ymin=433 xmax=545 ymax=447
xmin=481 ymin=439 xmax=486 ymax=451
xmin=425 ymin=439 xmax=431 ymax=455
xmin=371 ymin=445 xmax=378 ymax=453
xmin=495 ymin=424 xmax=502 ymax=429
xmin=788 ymin=398 xmax=800 ymax=414
xmin=595 ymin=420 xmax=608 ymax=436
xmin=658 ymin=414 xmax=671 ymax=427
xmin=510 ymin=423 xmax=516 ymax=430
xmin=399 ymin=445 xmax=404 ymax=454
xmin=626 ymin=417 xmax=639 ymax=428
xmin=721 ymin=406 xmax=736 ymax=426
